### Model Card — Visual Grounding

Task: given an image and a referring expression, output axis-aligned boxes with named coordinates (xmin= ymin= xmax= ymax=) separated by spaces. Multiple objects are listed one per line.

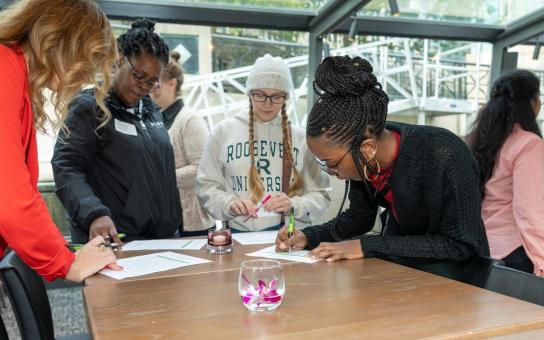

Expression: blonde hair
xmin=248 ymin=100 xmax=304 ymax=204
xmin=161 ymin=51 xmax=184 ymax=97
xmin=0 ymin=0 xmax=117 ymax=132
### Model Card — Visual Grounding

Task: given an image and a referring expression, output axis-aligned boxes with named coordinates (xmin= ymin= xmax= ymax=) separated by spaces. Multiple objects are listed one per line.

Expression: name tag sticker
xmin=114 ymin=119 xmax=137 ymax=136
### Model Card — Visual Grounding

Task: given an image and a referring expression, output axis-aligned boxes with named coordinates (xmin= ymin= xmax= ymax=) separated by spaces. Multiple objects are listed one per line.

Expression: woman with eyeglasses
xmin=52 ymin=19 xmax=182 ymax=244
xmin=275 ymin=56 xmax=489 ymax=266
xmin=197 ymin=54 xmax=331 ymax=232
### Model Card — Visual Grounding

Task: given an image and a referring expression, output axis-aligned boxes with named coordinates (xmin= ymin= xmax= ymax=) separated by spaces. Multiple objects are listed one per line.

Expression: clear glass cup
xmin=239 ymin=259 xmax=285 ymax=312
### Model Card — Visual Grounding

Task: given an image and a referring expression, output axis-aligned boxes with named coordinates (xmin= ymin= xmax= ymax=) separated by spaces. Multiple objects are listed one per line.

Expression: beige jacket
xmin=169 ymin=107 xmax=213 ymax=231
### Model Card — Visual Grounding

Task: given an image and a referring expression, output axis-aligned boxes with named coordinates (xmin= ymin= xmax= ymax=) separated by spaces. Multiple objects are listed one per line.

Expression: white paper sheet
xmin=232 ymin=231 xmax=278 ymax=245
xmin=245 ymin=245 xmax=320 ymax=263
xmin=256 ymin=209 xmax=279 ymax=218
xmin=121 ymin=239 xmax=207 ymax=251
xmin=99 ymin=252 xmax=211 ymax=280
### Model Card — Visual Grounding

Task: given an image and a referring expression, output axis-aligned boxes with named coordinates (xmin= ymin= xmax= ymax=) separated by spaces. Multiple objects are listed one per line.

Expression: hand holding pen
xmin=99 ymin=235 xmax=122 ymax=251
xmin=89 ymin=216 xmax=123 ymax=246
xmin=65 ymin=236 xmax=122 ymax=283
xmin=69 ymin=233 xmax=125 ymax=252
xmin=274 ymin=210 xmax=308 ymax=252
xmin=287 ymin=207 xmax=295 ymax=252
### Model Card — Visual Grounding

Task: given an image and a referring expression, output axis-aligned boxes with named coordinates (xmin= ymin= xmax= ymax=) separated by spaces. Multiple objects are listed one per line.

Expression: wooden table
xmin=86 ymin=241 xmax=289 ymax=286
xmin=84 ymin=254 xmax=544 ymax=339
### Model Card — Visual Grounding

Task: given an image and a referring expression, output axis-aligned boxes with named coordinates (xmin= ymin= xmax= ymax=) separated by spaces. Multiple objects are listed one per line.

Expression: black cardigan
xmin=303 ymin=122 xmax=489 ymax=265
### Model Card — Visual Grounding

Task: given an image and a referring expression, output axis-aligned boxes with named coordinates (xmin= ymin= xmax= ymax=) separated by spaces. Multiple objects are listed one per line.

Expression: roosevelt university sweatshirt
xmin=196 ymin=113 xmax=331 ymax=231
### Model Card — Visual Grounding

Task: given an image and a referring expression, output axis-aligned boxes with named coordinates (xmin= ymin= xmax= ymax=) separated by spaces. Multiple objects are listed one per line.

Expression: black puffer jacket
xmin=52 ymin=89 xmax=182 ymax=243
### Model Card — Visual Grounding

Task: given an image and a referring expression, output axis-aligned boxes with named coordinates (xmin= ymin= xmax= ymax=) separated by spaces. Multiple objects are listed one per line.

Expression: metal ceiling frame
xmin=336 ymin=16 xmax=502 ymax=42
xmin=0 ymin=0 xmax=509 ymax=42
xmin=490 ymin=9 xmax=544 ymax=92
xmin=96 ymin=0 xmax=314 ymax=31
xmin=307 ymin=0 xmax=372 ymax=104
xmin=89 ymin=0 xmax=509 ymax=40
xmin=1 ymin=0 xmax=544 ymax=98
xmin=89 ymin=1 xmax=509 ymax=41
xmin=91 ymin=0 xmax=543 ymax=99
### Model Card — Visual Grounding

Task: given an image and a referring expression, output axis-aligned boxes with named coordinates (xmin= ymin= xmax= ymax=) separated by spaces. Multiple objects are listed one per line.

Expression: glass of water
xmin=239 ymin=259 xmax=285 ymax=312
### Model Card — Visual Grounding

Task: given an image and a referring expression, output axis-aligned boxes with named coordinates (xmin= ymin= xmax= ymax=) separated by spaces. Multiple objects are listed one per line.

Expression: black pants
xmin=502 ymin=246 xmax=534 ymax=274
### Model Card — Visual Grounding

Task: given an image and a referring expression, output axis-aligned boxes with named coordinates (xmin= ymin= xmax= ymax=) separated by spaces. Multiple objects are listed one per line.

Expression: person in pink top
xmin=469 ymin=69 xmax=544 ymax=276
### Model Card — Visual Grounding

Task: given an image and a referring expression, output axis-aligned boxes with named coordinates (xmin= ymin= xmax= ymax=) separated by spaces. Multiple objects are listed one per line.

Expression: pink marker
xmin=243 ymin=194 xmax=272 ymax=222
xmin=255 ymin=194 xmax=272 ymax=213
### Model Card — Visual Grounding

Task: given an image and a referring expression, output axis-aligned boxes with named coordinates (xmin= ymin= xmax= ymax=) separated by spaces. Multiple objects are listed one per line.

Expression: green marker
xmin=287 ymin=207 xmax=295 ymax=252
xmin=67 ymin=243 xmax=84 ymax=252
xmin=117 ymin=233 xmax=126 ymax=239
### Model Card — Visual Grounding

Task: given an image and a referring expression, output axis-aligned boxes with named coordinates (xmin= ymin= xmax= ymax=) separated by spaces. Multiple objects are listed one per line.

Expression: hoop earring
xmin=363 ymin=158 xmax=381 ymax=182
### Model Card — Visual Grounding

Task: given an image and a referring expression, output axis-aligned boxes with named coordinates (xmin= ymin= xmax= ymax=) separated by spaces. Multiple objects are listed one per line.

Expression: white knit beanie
xmin=245 ymin=54 xmax=293 ymax=96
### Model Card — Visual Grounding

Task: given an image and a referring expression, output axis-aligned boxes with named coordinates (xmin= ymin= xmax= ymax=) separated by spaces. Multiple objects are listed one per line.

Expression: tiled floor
xmin=0 ymin=286 xmax=88 ymax=339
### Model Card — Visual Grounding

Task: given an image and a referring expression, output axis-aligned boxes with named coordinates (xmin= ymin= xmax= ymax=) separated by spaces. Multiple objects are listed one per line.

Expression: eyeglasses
xmin=314 ymin=148 xmax=351 ymax=175
xmin=125 ymin=56 xmax=160 ymax=89
xmin=251 ymin=92 xmax=286 ymax=104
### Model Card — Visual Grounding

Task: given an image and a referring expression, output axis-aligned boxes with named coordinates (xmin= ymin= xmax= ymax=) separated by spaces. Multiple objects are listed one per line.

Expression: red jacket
xmin=0 ymin=44 xmax=75 ymax=281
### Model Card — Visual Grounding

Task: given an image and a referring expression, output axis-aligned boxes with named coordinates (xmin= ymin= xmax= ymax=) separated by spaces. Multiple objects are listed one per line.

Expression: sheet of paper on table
xmin=232 ymin=231 xmax=278 ymax=245
xmin=245 ymin=245 xmax=320 ymax=263
xmin=121 ymin=239 xmax=207 ymax=251
xmin=256 ymin=209 xmax=279 ymax=218
xmin=99 ymin=252 xmax=211 ymax=280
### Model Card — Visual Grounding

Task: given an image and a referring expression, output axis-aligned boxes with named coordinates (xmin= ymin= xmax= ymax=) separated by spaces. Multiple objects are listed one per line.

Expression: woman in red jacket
xmin=0 ymin=0 xmax=121 ymax=282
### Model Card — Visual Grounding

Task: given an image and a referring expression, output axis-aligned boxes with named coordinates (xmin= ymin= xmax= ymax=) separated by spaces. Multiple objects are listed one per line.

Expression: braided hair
xmin=308 ymin=56 xmax=388 ymax=180
xmin=308 ymin=56 xmax=388 ymax=143
xmin=248 ymin=100 xmax=262 ymax=203
xmin=307 ymin=56 xmax=389 ymax=239
xmin=248 ymin=100 xmax=304 ymax=204
xmin=468 ymin=69 xmax=542 ymax=198
xmin=280 ymin=103 xmax=304 ymax=197
xmin=117 ymin=18 xmax=169 ymax=65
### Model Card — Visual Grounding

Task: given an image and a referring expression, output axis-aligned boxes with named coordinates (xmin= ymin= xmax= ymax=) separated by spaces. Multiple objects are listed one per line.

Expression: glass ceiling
xmin=171 ymin=0 xmax=331 ymax=11
xmin=103 ymin=0 xmax=544 ymax=30
xmin=110 ymin=1 xmax=544 ymax=27
xmin=358 ymin=0 xmax=544 ymax=26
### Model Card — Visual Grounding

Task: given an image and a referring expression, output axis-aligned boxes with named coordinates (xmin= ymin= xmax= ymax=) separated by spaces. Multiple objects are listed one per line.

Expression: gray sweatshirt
xmin=196 ymin=113 xmax=331 ymax=231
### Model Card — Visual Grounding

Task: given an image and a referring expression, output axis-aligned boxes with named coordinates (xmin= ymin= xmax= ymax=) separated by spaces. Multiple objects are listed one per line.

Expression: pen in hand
xmin=67 ymin=241 xmax=120 ymax=252
xmin=100 ymin=235 xmax=121 ymax=250
xmin=99 ymin=242 xmax=121 ymax=250
xmin=100 ymin=236 xmax=123 ymax=270
xmin=243 ymin=194 xmax=272 ymax=222
xmin=66 ymin=242 xmax=123 ymax=271
xmin=287 ymin=207 xmax=295 ymax=253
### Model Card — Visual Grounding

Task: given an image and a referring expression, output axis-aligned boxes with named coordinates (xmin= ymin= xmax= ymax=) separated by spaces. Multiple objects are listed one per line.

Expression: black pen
xmin=99 ymin=242 xmax=121 ymax=248
xmin=99 ymin=237 xmax=121 ymax=250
